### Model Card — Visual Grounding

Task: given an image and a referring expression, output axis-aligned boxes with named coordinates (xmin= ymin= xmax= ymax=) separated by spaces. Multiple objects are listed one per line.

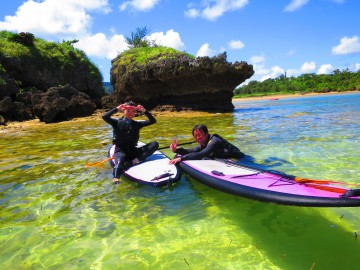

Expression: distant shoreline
xmin=232 ymin=90 xmax=359 ymax=102
xmin=2 ymin=90 xmax=359 ymax=132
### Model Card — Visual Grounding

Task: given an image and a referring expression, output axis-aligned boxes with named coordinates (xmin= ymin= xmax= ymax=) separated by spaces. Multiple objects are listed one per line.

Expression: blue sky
xmin=0 ymin=0 xmax=359 ymax=84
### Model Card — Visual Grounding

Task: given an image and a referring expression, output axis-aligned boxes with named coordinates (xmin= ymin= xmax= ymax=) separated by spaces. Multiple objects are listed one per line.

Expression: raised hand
xmin=170 ymin=138 xmax=178 ymax=152
xmin=117 ymin=103 xmax=126 ymax=111
xmin=136 ymin=105 xmax=146 ymax=112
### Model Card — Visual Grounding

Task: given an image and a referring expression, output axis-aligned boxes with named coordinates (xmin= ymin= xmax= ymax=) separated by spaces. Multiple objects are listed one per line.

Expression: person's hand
xmin=169 ymin=157 xmax=181 ymax=165
xmin=136 ymin=105 xmax=146 ymax=112
xmin=117 ymin=103 xmax=126 ymax=111
xmin=170 ymin=138 xmax=178 ymax=152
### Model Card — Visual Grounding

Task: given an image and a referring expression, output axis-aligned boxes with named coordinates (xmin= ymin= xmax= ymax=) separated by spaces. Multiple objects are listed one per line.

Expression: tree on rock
xmin=125 ymin=26 xmax=153 ymax=48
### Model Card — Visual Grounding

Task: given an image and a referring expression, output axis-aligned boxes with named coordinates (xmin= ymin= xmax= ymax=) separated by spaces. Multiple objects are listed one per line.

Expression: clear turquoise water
xmin=1 ymin=92 xmax=360 ymax=269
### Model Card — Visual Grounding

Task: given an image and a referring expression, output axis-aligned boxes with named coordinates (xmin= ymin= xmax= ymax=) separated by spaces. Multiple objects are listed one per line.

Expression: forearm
xmin=181 ymin=141 xmax=219 ymax=161
xmin=175 ymin=148 xmax=190 ymax=155
xmin=181 ymin=151 xmax=207 ymax=161
xmin=102 ymin=107 xmax=118 ymax=124
xmin=144 ymin=110 xmax=156 ymax=124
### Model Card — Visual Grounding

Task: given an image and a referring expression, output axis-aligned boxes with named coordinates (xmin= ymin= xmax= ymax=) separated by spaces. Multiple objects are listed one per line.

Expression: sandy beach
xmin=232 ymin=90 xmax=359 ymax=102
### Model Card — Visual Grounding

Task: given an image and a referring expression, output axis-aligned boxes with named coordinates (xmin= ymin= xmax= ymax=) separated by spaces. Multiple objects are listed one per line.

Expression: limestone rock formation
xmin=31 ymin=84 xmax=97 ymax=123
xmin=107 ymin=50 xmax=254 ymax=112
xmin=0 ymin=31 xmax=105 ymax=123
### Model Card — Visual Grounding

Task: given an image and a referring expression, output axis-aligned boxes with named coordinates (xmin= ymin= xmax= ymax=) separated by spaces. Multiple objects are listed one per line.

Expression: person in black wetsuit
xmin=102 ymin=99 xmax=159 ymax=183
xmin=169 ymin=124 xmax=244 ymax=164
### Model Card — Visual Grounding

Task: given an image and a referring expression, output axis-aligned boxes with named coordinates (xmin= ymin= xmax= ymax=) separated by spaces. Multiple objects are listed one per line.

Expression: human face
xmin=193 ymin=129 xmax=208 ymax=146
xmin=124 ymin=107 xmax=136 ymax=119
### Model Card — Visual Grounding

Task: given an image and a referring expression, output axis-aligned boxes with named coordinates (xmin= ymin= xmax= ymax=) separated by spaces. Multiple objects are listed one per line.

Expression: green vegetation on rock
xmin=113 ymin=46 xmax=195 ymax=69
xmin=0 ymin=30 xmax=103 ymax=90
xmin=0 ymin=31 xmax=105 ymax=123
xmin=112 ymin=26 xmax=195 ymax=74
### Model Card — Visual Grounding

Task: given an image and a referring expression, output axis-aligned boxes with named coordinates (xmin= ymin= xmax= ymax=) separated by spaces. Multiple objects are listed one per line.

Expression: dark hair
xmin=192 ymin=124 xmax=208 ymax=136
xmin=124 ymin=96 xmax=136 ymax=106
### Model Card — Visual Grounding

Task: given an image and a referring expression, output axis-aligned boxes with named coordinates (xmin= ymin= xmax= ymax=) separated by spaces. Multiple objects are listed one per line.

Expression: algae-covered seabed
xmin=1 ymin=101 xmax=360 ymax=269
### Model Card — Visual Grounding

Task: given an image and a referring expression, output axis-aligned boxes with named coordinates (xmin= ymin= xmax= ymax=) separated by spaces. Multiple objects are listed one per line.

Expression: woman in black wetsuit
xmin=102 ymin=100 xmax=158 ymax=183
xmin=169 ymin=124 xmax=244 ymax=164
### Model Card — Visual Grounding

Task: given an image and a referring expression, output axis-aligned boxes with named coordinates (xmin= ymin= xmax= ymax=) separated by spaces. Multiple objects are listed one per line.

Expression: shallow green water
xmin=1 ymin=93 xmax=360 ymax=269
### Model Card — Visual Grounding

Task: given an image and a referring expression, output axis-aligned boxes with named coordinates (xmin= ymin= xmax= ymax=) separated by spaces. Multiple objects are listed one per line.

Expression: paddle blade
xmin=295 ymin=177 xmax=341 ymax=185
xmin=85 ymin=157 xmax=114 ymax=168
xmin=295 ymin=177 xmax=360 ymax=188
xmin=304 ymin=183 xmax=348 ymax=194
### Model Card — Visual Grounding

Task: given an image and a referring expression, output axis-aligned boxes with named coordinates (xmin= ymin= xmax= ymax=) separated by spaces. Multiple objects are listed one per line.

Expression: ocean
xmin=1 ymin=92 xmax=359 ymax=269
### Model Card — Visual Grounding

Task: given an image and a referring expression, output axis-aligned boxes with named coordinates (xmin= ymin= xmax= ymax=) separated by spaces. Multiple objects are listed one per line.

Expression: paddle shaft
xmin=158 ymin=141 xmax=196 ymax=150
xmin=86 ymin=141 xmax=196 ymax=167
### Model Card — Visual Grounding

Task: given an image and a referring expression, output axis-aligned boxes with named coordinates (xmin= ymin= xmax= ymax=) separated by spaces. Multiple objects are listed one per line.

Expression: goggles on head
xmin=119 ymin=104 xmax=141 ymax=111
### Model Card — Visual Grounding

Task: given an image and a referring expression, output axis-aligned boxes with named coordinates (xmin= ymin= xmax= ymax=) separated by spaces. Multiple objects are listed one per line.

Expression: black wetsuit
xmin=175 ymin=134 xmax=244 ymax=161
xmin=102 ymin=108 xmax=158 ymax=178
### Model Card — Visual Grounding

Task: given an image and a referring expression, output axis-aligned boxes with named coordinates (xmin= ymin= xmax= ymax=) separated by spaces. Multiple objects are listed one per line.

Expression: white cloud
xmin=254 ymin=65 xmax=269 ymax=76
xmin=148 ymin=29 xmax=185 ymax=50
xmin=249 ymin=53 xmax=317 ymax=82
xmin=196 ymin=43 xmax=217 ymax=57
xmin=185 ymin=0 xmax=249 ymax=21
xmin=228 ymin=40 xmax=245 ymax=50
xmin=317 ymin=64 xmax=334 ymax=74
xmin=283 ymin=0 xmax=344 ymax=12
xmin=184 ymin=8 xmax=199 ymax=18
xmin=269 ymin=65 xmax=285 ymax=77
xmin=242 ymin=62 xmax=286 ymax=84
xmin=75 ymin=33 xmax=128 ymax=59
xmin=249 ymin=54 xmax=269 ymax=80
xmin=0 ymin=0 xmax=111 ymax=35
xmin=120 ymin=0 xmax=160 ymax=12
xmin=283 ymin=0 xmax=309 ymax=12
xmin=286 ymin=69 xmax=299 ymax=77
xmin=355 ymin=63 xmax=360 ymax=71
xmin=287 ymin=50 xmax=295 ymax=56
xmin=332 ymin=36 xmax=360 ymax=55
xmin=250 ymin=54 xmax=265 ymax=64
xmin=300 ymin=61 xmax=316 ymax=73
xmin=256 ymin=65 xmax=284 ymax=82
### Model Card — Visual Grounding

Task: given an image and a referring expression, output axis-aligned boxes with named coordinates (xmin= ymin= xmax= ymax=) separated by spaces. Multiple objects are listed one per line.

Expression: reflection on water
xmin=1 ymin=93 xmax=360 ymax=269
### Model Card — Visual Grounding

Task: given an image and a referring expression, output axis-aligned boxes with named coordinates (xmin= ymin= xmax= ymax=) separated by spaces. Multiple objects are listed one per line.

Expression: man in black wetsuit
xmin=169 ymin=124 xmax=244 ymax=164
xmin=102 ymin=100 xmax=158 ymax=183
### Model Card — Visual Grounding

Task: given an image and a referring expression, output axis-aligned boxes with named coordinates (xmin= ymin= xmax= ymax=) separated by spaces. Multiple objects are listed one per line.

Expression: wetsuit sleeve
xmin=175 ymin=145 xmax=202 ymax=155
xmin=180 ymin=136 xmax=223 ymax=161
xmin=102 ymin=108 xmax=119 ymax=127
xmin=138 ymin=111 xmax=157 ymax=128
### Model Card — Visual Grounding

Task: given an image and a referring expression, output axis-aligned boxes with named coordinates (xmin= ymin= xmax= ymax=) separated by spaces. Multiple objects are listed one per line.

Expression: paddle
xmin=216 ymin=158 xmax=359 ymax=194
xmin=301 ymin=183 xmax=348 ymax=194
xmin=158 ymin=140 xmax=196 ymax=150
xmin=294 ymin=177 xmax=360 ymax=187
xmin=85 ymin=141 xmax=196 ymax=167
xmin=85 ymin=157 xmax=113 ymax=167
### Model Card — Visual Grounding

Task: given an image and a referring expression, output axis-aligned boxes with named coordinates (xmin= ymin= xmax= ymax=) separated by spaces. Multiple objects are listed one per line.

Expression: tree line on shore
xmin=234 ymin=69 xmax=360 ymax=97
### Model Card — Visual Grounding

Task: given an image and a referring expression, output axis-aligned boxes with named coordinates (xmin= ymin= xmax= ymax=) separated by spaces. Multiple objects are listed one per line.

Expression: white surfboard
xmin=110 ymin=142 xmax=181 ymax=187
